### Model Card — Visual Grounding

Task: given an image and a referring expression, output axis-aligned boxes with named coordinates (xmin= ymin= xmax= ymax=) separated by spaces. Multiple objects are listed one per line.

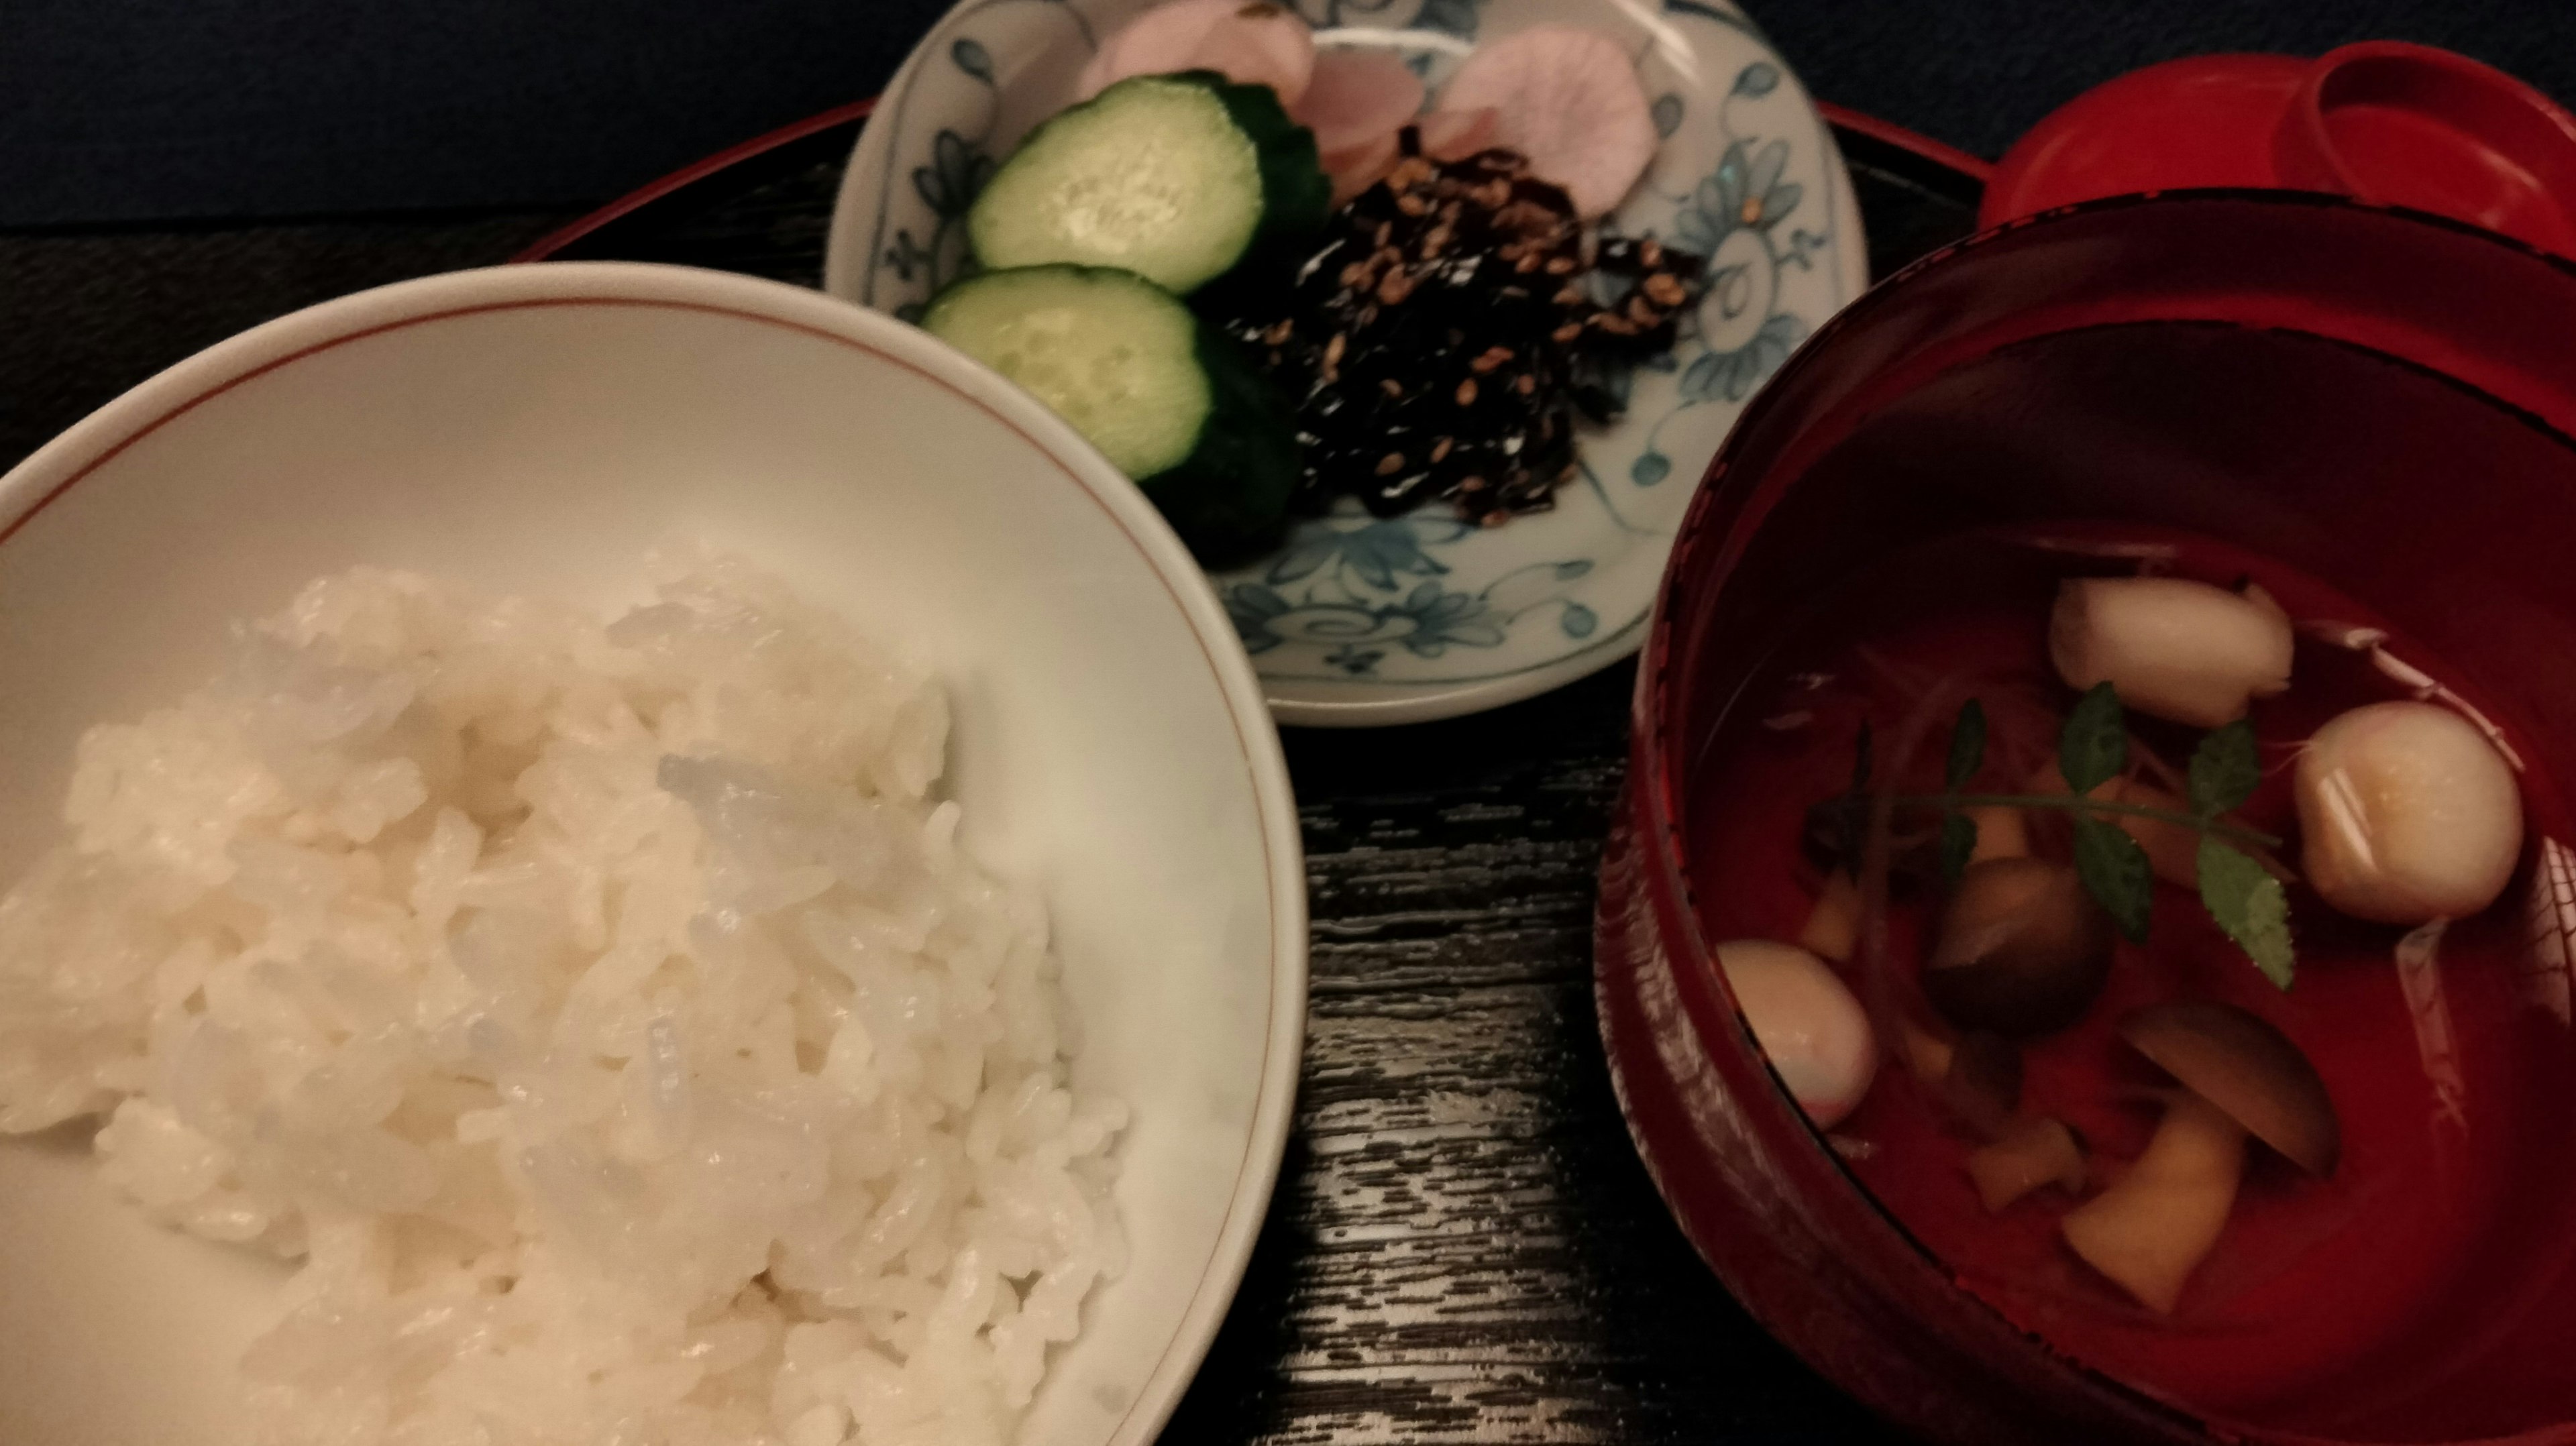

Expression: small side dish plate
xmin=824 ymin=0 xmax=1868 ymax=726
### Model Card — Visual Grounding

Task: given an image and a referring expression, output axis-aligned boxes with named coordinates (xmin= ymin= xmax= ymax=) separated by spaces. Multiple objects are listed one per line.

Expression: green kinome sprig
xmin=1818 ymin=683 xmax=2296 ymax=989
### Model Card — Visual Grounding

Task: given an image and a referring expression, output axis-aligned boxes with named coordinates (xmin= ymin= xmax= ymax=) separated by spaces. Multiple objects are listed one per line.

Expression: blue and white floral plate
xmin=824 ymin=0 xmax=1867 ymax=726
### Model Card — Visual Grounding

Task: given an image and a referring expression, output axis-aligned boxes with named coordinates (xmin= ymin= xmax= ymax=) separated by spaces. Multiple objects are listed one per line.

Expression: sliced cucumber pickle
xmin=967 ymin=72 xmax=1330 ymax=295
xmin=924 ymin=264 xmax=1297 ymax=559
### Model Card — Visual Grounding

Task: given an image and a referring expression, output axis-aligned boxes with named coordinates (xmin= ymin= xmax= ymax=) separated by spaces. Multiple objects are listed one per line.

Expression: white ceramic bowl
xmin=0 ymin=262 xmax=1307 ymax=1446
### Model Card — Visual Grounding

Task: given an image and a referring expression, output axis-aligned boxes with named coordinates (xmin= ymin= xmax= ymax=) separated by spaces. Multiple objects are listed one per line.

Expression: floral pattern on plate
xmin=824 ymin=0 xmax=1866 ymax=722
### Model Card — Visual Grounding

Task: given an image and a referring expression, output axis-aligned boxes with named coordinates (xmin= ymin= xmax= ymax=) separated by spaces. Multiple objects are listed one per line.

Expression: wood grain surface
xmin=1 ymin=115 xmax=1980 ymax=1443
xmin=1168 ymin=667 xmax=1902 ymax=1443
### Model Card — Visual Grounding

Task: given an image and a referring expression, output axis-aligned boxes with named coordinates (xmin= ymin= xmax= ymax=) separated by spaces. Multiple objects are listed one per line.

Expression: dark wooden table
xmin=0 ymin=115 xmax=1980 ymax=1444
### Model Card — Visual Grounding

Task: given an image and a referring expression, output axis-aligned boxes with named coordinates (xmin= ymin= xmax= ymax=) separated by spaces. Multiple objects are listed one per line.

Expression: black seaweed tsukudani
xmin=1210 ymin=131 xmax=1705 ymax=524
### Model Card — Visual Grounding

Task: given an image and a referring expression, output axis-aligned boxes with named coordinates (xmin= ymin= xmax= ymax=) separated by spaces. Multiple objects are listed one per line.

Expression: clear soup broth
xmin=1684 ymin=522 xmax=2576 ymax=1439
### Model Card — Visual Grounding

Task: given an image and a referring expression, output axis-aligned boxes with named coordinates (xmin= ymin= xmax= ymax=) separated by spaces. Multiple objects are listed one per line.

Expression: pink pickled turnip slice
xmin=1322 ymin=108 xmax=1501 ymax=208
xmin=1075 ymin=0 xmax=1316 ymax=105
xmin=1415 ymin=105 xmax=1501 ymax=161
xmin=1190 ymin=5 xmax=1317 ymax=105
xmin=1291 ymin=47 xmax=1425 ymax=156
xmin=1073 ymin=30 xmax=1138 ymax=100
xmin=1322 ymin=128 xmax=1401 ymax=205
xmin=1079 ymin=0 xmax=1231 ymax=99
xmin=1435 ymin=24 xmax=1658 ymax=217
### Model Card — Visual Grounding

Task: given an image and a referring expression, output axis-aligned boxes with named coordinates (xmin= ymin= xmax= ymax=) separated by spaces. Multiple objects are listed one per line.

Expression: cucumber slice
xmin=924 ymin=265 xmax=1296 ymax=559
xmin=925 ymin=264 xmax=1209 ymax=478
xmin=968 ymin=72 xmax=1330 ymax=296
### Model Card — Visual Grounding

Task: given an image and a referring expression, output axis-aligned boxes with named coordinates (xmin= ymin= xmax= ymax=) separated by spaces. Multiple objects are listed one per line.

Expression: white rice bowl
xmin=0 ymin=553 xmax=1126 ymax=1446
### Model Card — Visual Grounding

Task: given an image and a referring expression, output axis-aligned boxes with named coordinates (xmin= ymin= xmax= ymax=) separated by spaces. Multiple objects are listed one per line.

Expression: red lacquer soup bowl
xmin=1596 ymin=191 xmax=2576 ymax=1445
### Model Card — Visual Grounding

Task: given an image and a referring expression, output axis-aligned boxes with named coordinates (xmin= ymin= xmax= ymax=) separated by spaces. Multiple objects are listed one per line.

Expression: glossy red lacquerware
xmin=1597 ymin=191 xmax=2576 ymax=1445
xmin=1984 ymin=44 xmax=2576 ymax=258
xmin=1984 ymin=53 xmax=2305 ymax=217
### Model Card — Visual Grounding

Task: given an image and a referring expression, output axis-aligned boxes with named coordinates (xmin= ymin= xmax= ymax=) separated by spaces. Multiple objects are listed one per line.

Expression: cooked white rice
xmin=0 ymin=553 xmax=1126 ymax=1446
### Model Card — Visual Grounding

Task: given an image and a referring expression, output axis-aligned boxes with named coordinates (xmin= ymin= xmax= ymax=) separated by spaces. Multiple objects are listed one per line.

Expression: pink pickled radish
xmin=1080 ymin=0 xmax=1232 ymax=98
xmin=1322 ymin=128 xmax=1402 ymax=205
xmin=1326 ymin=107 xmax=1504 ymax=207
xmin=1415 ymin=105 xmax=1501 ymax=160
xmin=1189 ymin=5 xmax=1318 ymax=105
xmin=1436 ymin=24 xmax=1658 ymax=216
xmin=1075 ymin=0 xmax=1317 ymax=105
xmin=1291 ymin=47 xmax=1426 ymax=156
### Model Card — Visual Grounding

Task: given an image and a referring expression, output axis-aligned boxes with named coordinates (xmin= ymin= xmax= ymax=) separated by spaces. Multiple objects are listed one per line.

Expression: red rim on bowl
xmin=1599 ymin=188 xmax=2576 ymax=1446
xmin=511 ymin=97 xmax=880 ymax=263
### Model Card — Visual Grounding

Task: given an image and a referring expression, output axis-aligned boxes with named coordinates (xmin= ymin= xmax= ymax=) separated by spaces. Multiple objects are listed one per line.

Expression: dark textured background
xmin=3 ymin=0 xmax=2571 ymax=226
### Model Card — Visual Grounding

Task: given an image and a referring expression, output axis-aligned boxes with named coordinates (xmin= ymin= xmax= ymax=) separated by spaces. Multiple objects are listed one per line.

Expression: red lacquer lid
xmin=1984 ymin=42 xmax=2576 ymax=258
